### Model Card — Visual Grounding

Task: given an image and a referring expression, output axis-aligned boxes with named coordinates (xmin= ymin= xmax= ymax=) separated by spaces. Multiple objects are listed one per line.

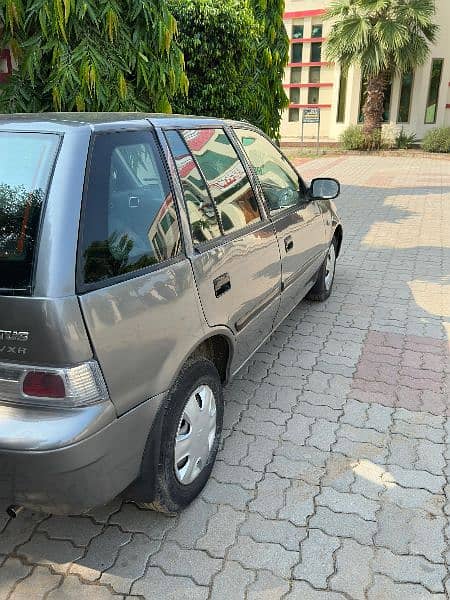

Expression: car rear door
xmin=76 ymin=127 xmax=208 ymax=415
xmin=163 ymin=127 xmax=281 ymax=372
xmin=233 ymin=127 xmax=327 ymax=325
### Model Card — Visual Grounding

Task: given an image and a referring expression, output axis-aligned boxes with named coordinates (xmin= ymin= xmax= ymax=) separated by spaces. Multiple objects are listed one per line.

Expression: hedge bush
xmin=340 ymin=125 xmax=366 ymax=150
xmin=421 ymin=127 xmax=450 ymax=153
xmin=169 ymin=0 xmax=289 ymax=138
xmin=169 ymin=0 xmax=257 ymax=123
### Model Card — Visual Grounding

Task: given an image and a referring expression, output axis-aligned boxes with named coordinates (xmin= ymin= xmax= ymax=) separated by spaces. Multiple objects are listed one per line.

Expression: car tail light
xmin=0 ymin=361 xmax=110 ymax=408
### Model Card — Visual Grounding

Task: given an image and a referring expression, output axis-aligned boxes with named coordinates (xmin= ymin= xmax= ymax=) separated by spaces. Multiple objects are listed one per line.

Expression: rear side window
xmin=164 ymin=130 xmax=222 ymax=245
xmin=79 ymin=131 xmax=181 ymax=287
xmin=0 ymin=132 xmax=60 ymax=293
xmin=182 ymin=129 xmax=261 ymax=236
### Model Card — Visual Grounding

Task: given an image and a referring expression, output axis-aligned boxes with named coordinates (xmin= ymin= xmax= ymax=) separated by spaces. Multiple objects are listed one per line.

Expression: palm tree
xmin=325 ymin=0 xmax=438 ymax=136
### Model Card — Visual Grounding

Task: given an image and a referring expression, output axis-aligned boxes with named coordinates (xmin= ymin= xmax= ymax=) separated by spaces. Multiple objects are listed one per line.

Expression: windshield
xmin=0 ymin=132 xmax=60 ymax=293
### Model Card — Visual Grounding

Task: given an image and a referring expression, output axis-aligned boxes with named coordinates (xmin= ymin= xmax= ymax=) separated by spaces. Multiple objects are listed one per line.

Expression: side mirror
xmin=310 ymin=178 xmax=340 ymax=200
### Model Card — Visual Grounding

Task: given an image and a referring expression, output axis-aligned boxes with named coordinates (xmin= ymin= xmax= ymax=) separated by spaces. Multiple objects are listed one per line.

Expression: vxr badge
xmin=0 ymin=330 xmax=29 ymax=342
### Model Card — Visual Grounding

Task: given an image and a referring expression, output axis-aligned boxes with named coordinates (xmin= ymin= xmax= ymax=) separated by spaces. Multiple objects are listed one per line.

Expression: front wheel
xmin=307 ymin=237 xmax=337 ymax=302
xmin=139 ymin=357 xmax=223 ymax=513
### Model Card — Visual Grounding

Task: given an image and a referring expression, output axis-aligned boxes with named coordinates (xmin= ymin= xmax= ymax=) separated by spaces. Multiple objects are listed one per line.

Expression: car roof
xmin=0 ymin=112 xmax=251 ymax=134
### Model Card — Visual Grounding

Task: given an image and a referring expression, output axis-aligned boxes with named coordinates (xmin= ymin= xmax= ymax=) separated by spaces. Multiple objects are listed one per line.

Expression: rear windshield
xmin=0 ymin=132 xmax=60 ymax=293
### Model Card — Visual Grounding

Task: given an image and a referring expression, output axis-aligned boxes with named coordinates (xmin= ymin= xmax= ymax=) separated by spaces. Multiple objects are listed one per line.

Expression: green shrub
xmin=169 ymin=0 xmax=289 ymax=138
xmin=421 ymin=127 xmax=450 ymax=153
xmin=395 ymin=128 xmax=418 ymax=149
xmin=169 ymin=0 xmax=257 ymax=123
xmin=340 ymin=125 xmax=366 ymax=150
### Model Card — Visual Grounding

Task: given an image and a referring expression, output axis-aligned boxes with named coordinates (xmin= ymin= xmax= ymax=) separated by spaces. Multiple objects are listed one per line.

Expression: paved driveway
xmin=1 ymin=155 xmax=450 ymax=599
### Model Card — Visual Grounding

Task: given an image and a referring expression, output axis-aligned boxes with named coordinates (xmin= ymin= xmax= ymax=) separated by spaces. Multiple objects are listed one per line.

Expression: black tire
xmin=139 ymin=357 xmax=223 ymax=513
xmin=307 ymin=237 xmax=337 ymax=302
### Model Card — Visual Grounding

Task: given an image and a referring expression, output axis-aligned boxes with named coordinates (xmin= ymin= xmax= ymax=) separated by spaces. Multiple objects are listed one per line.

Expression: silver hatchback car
xmin=0 ymin=113 xmax=342 ymax=515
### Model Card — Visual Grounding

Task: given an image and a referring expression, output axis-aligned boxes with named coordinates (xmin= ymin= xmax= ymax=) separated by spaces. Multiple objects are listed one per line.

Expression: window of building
xmin=290 ymin=67 xmax=302 ymax=84
xmin=337 ymin=68 xmax=348 ymax=123
xmin=311 ymin=24 xmax=323 ymax=38
xmin=310 ymin=42 xmax=322 ymax=63
xmin=359 ymin=80 xmax=392 ymax=122
xmin=425 ymin=59 xmax=443 ymax=124
xmin=80 ymin=131 xmax=181 ymax=285
xmin=291 ymin=44 xmax=303 ymax=64
xmin=165 ymin=130 xmax=221 ymax=245
xmin=397 ymin=72 xmax=414 ymax=123
xmin=289 ymin=88 xmax=300 ymax=104
xmin=292 ymin=24 xmax=304 ymax=39
xmin=183 ymin=129 xmax=261 ymax=236
xmin=309 ymin=66 xmax=321 ymax=84
xmin=289 ymin=108 xmax=300 ymax=122
xmin=308 ymin=87 xmax=320 ymax=105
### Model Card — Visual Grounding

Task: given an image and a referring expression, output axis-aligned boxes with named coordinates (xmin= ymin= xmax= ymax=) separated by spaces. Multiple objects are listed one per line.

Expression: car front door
xmin=163 ymin=127 xmax=281 ymax=372
xmin=234 ymin=128 xmax=327 ymax=325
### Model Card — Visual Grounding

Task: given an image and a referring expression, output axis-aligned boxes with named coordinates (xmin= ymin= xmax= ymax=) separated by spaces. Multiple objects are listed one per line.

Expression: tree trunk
xmin=362 ymin=72 xmax=388 ymax=136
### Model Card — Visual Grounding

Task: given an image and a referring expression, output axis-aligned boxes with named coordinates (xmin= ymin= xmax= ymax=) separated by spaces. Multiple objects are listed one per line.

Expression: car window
xmin=182 ymin=129 xmax=261 ymax=235
xmin=164 ymin=130 xmax=222 ymax=245
xmin=80 ymin=131 xmax=181 ymax=286
xmin=0 ymin=132 xmax=60 ymax=292
xmin=235 ymin=129 xmax=303 ymax=213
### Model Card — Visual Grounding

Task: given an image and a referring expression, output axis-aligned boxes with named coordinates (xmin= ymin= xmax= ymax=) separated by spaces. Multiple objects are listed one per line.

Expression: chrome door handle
xmin=284 ymin=236 xmax=294 ymax=252
xmin=213 ymin=273 xmax=231 ymax=297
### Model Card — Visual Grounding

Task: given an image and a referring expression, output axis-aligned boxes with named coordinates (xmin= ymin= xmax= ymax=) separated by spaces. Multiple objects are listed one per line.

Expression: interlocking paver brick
xmin=306 ymin=418 xmax=339 ymax=451
xmin=383 ymin=464 xmax=445 ymax=494
xmin=47 ymin=575 xmax=120 ymax=600
xmin=0 ymin=558 xmax=32 ymax=600
xmin=248 ymin=473 xmax=290 ymax=518
xmin=109 ymin=502 xmax=176 ymax=539
xmin=150 ymin=542 xmax=222 ymax=586
xmin=202 ymin=479 xmax=254 ymax=510
xmin=196 ymin=505 xmax=245 ymax=558
xmin=288 ymin=581 xmax=346 ymax=599
xmin=309 ymin=506 xmax=377 ymax=545
xmin=131 ymin=566 xmax=209 ymax=599
xmin=210 ymin=561 xmax=254 ymax=600
xmin=279 ymin=480 xmax=319 ymax=526
xmin=37 ymin=516 xmax=102 ymax=547
xmin=293 ymin=529 xmax=339 ymax=588
xmin=373 ymin=547 xmax=446 ymax=593
xmin=99 ymin=533 xmax=158 ymax=593
xmin=316 ymin=487 xmax=378 ymax=520
xmin=228 ymin=535 xmax=298 ymax=579
xmin=330 ymin=539 xmax=373 ymax=599
xmin=240 ymin=513 xmax=306 ymax=551
xmin=70 ymin=526 xmax=131 ymax=581
xmin=17 ymin=533 xmax=85 ymax=575
xmin=11 ymin=566 xmax=61 ymax=600
xmin=368 ymin=574 xmax=446 ymax=600
xmin=246 ymin=570 xmax=290 ymax=600
xmin=0 ymin=511 xmax=45 ymax=555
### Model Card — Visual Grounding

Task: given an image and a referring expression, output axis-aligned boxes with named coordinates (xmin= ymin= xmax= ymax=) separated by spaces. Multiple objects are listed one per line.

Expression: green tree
xmin=0 ymin=0 xmax=188 ymax=113
xmin=249 ymin=0 xmax=289 ymax=139
xmin=325 ymin=0 xmax=437 ymax=136
xmin=169 ymin=0 xmax=257 ymax=123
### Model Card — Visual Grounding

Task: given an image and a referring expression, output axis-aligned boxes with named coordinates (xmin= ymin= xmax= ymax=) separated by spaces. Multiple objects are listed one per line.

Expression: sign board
xmin=302 ymin=108 xmax=321 ymax=124
xmin=301 ymin=108 xmax=321 ymax=154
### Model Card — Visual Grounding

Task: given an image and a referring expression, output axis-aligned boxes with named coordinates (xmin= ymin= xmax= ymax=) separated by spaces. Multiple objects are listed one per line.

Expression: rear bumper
xmin=0 ymin=394 xmax=165 ymax=515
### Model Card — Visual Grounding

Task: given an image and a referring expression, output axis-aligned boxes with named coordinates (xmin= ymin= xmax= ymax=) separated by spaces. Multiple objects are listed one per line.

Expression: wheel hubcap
xmin=324 ymin=244 xmax=336 ymax=290
xmin=174 ymin=385 xmax=217 ymax=485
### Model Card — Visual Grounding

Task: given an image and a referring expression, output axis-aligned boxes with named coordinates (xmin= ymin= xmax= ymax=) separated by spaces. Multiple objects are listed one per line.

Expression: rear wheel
xmin=139 ymin=357 xmax=223 ymax=513
xmin=307 ymin=237 xmax=337 ymax=302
